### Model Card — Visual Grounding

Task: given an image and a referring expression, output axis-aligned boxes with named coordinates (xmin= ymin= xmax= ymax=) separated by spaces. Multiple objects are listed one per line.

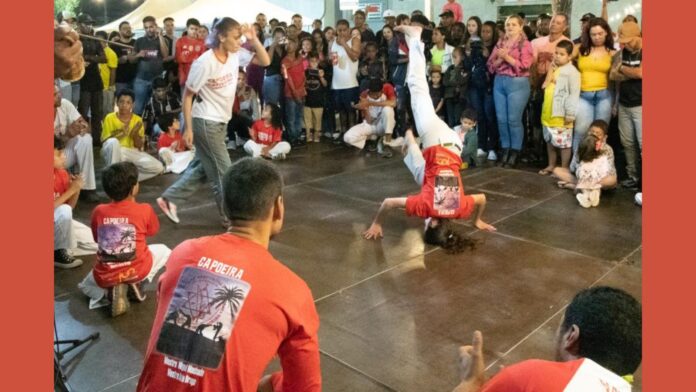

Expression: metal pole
xmin=103 ymin=0 xmax=108 ymax=24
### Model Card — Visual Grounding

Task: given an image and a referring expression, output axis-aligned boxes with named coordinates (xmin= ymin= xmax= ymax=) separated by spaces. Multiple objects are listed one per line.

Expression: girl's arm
xmin=435 ymin=98 xmax=444 ymax=113
xmin=363 ymin=197 xmax=407 ymax=239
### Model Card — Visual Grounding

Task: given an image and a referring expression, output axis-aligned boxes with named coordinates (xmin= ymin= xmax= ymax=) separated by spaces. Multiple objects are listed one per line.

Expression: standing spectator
xmin=462 ymin=17 xmax=482 ymax=47
xmin=382 ymin=24 xmax=409 ymax=144
xmin=330 ymin=19 xmax=361 ymax=143
xmin=133 ymin=16 xmax=169 ymax=115
xmin=572 ymin=18 xmax=616 ymax=156
xmin=77 ymin=14 xmax=106 ymax=145
xmin=163 ymin=17 xmax=177 ymax=51
xmin=487 ymin=15 xmax=533 ymax=168
xmin=320 ymin=27 xmax=336 ymax=138
xmin=610 ymin=21 xmax=642 ymax=190
xmin=300 ymin=37 xmax=313 ymax=69
xmin=429 ymin=27 xmax=454 ymax=73
xmin=96 ymin=30 xmax=118 ymax=117
xmin=312 ymin=19 xmax=322 ymax=31
xmin=448 ymin=22 xmax=466 ymax=47
xmin=304 ymin=52 xmax=328 ymax=143
xmin=162 ymin=17 xmax=177 ymax=85
xmin=281 ymin=37 xmax=307 ymax=146
xmin=256 ymin=13 xmax=270 ymax=42
xmin=429 ymin=70 xmax=445 ymax=120
xmin=376 ymin=9 xmax=397 ymax=43
xmin=573 ymin=0 xmax=609 ymax=44
xmin=227 ymin=69 xmax=261 ymax=147
xmin=442 ymin=47 xmax=468 ymax=128
xmin=441 ymin=0 xmax=463 ymax=23
xmin=359 ymin=42 xmax=387 ymax=90
xmin=292 ymin=14 xmax=311 ymax=41
xmin=111 ymin=22 xmax=138 ymax=93
xmin=263 ymin=27 xmax=287 ymax=105
xmin=175 ymin=18 xmax=205 ymax=91
xmin=312 ymin=29 xmax=329 ymax=61
xmin=53 ymin=136 xmax=84 ymax=269
xmin=438 ymin=10 xmax=455 ymax=38
xmin=353 ymin=9 xmax=376 ymax=45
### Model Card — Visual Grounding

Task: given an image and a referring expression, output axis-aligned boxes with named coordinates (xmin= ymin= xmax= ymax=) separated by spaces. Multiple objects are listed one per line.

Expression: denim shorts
xmin=333 ymin=87 xmax=360 ymax=112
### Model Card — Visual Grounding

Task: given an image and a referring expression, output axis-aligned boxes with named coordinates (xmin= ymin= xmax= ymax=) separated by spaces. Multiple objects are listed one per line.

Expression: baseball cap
xmin=580 ymin=13 xmax=596 ymax=22
xmin=617 ymin=21 xmax=641 ymax=43
xmin=383 ymin=10 xmax=396 ymax=18
xmin=411 ymin=14 xmax=430 ymax=27
xmin=439 ymin=10 xmax=454 ymax=18
xmin=78 ymin=13 xmax=95 ymax=25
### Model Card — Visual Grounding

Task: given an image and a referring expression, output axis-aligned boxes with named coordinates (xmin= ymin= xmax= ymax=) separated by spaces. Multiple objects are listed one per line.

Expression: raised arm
xmin=363 ymin=197 xmax=407 ymax=239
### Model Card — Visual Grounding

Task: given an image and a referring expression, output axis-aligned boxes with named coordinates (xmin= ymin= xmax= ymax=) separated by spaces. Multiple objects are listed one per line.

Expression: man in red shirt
xmin=137 ymin=158 xmax=321 ymax=392
xmin=363 ymin=25 xmax=495 ymax=252
xmin=78 ymin=162 xmax=171 ymax=317
xmin=175 ymin=18 xmax=205 ymax=89
xmin=442 ymin=0 xmax=464 ymax=23
xmin=453 ymin=286 xmax=641 ymax=392
xmin=344 ymin=79 xmax=397 ymax=158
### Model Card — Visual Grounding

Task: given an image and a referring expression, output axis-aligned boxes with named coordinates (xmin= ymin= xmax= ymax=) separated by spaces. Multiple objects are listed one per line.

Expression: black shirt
xmin=360 ymin=28 xmax=376 ymax=44
xmin=429 ymin=82 xmax=444 ymax=108
xmin=618 ymin=49 xmax=642 ymax=107
xmin=80 ymin=37 xmax=105 ymax=92
xmin=304 ymin=68 xmax=326 ymax=108
xmin=265 ymin=45 xmax=286 ymax=76
xmin=111 ymin=38 xmax=138 ymax=84
xmin=142 ymin=92 xmax=182 ymax=127
xmin=134 ymin=35 xmax=165 ymax=81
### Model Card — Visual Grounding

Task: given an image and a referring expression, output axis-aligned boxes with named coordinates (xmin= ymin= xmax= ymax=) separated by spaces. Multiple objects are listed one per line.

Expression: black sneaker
xmin=380 ymin=145 xmax=393 ymax=158
xmin=621 ymin=177 xmax=639 ymax=189
xmin=54 ymin=249 xmax=83 ymax=269
xmin=366 ymin=140 xmax=378 ymax=152
xmin=110 ymin=284 xmax=130 ymax=317
xmin=79 ymin=190 xmax=101 ymax=203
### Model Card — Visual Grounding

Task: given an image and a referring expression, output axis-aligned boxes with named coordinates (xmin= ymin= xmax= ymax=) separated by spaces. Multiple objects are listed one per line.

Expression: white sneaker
xmin=323 ymin=132 xmax=333 ymax=138
xmin=332 ymin=132 xmax=341 ymax=139
xmin=487 ymin=150 xmax=497 ymax=161
xmin=576 ymin=192 xmax=592 ymax=208
xmin=634 ymin=192 xmax=642 ymax=206
xmin=272 ymin=153 xmax=286 ymax=160
xmin=387 ymin=136 xmax=404 ymax=147
xmin=477 ymin=148 xmax=486 ymax=157
xmin=589 ymin=189 xmax=600 ymax=207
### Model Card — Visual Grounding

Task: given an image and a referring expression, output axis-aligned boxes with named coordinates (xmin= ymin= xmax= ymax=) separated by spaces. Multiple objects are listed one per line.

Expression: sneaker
xmin=110 ymin=284 xmax=130 ymax=317
xmin=156 ymin=197 xmax=180 ymax=224
xmin=128 ymin=283 xmax=147 ymax=302
xmin=634 ymin=192 xmax=642 ymax=206
xmin=314 ymin=133 xmax=322 ymax=142
xmin=380 ymin=145 xmax=393 ymax=158
xmin=477 ymin=148 xmax=486 ymax=157
xmin=332 ymin=132 xmax=341 ymax=140
xmin=589 ymin=189 xmax=601 ymax=207
xmin=271 ymin=152 xmax=287 ymax=160
xmin=323 ymin=131 xmax=333 ymax=138
xmin=576 ymin=192 xmax=592 ymax=208
xmin=621 ymin=177 xmax=639 ymax=189
xmin=54 ymin=249 xmax=83 ymax=269
xmin=387 ymin=136 xmax=404 ymax=147
xmin=487 ymin=150 xmax=498 ymax=161
xmin=367 ymin=140 xmax=378 ymax=152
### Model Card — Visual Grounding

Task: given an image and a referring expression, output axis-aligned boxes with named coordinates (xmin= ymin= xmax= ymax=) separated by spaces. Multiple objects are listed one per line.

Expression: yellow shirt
xmin=99 ymin=47 xmax=118 ymax=91
xmin=577 ymin=51 xmax=612 ymax=91
xmin=541 ymin=68 xmax=565 ymax=128
xmin=101 ymin=112 xmax=144 ymax=149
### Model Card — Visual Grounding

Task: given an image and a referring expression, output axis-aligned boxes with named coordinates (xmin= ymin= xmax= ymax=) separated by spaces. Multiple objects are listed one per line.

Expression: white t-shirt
xmin=187 ymin=48 xmax=254 ymax=123
xmin=54 ymin=99 xmax=82 ymax=136
xmin=331 ymin=40 xmax=359 ymax=90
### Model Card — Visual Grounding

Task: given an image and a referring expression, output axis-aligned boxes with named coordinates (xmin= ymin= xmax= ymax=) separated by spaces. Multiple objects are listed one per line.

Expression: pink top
xmin=487 ymin=36 xmax=534 ymax=77
xmin=442 ymin=1 xmax=463 ymax=23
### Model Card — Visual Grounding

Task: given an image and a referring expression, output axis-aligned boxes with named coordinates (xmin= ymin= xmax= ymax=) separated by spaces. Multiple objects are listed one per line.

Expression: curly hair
xmin=424 ymin=219 xmax=478 ymax=254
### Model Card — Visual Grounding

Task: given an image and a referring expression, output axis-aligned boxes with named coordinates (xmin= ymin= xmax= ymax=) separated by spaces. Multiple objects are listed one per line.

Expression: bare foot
xmin=475 ymin=219 xmax=497 ymax=232
xmin=538 ymin=166 xmax=555 ymax=176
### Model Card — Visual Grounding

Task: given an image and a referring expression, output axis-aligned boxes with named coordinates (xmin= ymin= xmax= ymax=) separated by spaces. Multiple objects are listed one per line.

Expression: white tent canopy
xmin=164 ymin=0 xmax=303 ymax=28
xmin=97 ymin=0 xmax=196 ymax=32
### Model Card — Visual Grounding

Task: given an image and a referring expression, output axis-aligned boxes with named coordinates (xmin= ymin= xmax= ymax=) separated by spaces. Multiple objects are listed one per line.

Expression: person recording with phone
xmin=263 ymin=27 xmax=288 ymax=105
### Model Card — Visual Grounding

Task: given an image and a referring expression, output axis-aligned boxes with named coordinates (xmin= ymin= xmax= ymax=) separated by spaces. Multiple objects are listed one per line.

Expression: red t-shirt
xmin=251 ymin=120 xmax=282 ymax=146
xmin=176 ymin=36 xmax=206 ymax=86
xmin=158 ymin=132 xmax=187 ymax=152
xmin=480 ymin=358 xmax=631 ymax=392
xmin=91 ymin=200 xmax=159 ymax=288
xmin=359 ymin=82 xmax=397 ymax=101
xmin=54 ymin=168 xmax=70 ymax=201
xmin=405 ymin=146 xmax=474 ymax=219
xmin=281 ymin=57 xmax=307 ymax=99
xmin=136 ymin=234 xmax=321 ymax=392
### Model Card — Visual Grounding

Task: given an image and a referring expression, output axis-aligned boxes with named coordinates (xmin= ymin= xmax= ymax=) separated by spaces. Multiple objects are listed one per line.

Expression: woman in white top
xmin=157 ymin=17 xmax=270 ymax=225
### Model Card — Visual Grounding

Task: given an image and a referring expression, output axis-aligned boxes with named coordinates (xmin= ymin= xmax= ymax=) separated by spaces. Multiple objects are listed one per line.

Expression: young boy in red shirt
xmin=54 ymin=135 xmax=84 ymax=269
xmin=137 ymin=158 xmax=321 ymax=392
xmin=175 ymin=18 xmax=205 ymax=90
xmin=157 ymin=113 xmax=194 ymax=174
xmin=78 ymin=162 xmax=171 ymax=317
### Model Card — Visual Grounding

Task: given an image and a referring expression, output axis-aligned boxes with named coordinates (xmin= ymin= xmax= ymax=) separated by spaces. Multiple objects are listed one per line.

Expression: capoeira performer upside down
xmin=363 ymin=25 xmax=496 ymax=253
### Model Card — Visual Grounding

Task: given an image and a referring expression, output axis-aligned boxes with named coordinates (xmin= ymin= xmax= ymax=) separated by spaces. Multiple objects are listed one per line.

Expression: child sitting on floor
xmin=453 ymin=108 xmax=479 ymax=169
xmin=156 ymin=113 xmax=194 ymax=174
xmin=54 ymin=135 xmax=84 ymax=269
xmin=78 ymin=162 xmax=171 ymax=317
xmin=243 ymin=104 xmax=292 ymax=160
xmin=572 ymin=134 xmax=617 ymax=208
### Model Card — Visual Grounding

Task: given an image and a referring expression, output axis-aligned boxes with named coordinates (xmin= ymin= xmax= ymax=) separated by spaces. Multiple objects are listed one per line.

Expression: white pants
xmin=404 ymin=32 xmax=462 ymax=152
xmin=70 ymin=220 xmax=98 ymax=256
xmin=78 ymin=243 xmax=171 ymax=309
xmin=343 ymin=107 xmax=395 ymax=149
xmin=158 ymin=147 xmax=195 ymax=174
xmin=243 ymin=140 xmax=291 ymax=158
xmin=101 ymin=138 xmax=164 ymax=182
xmin=54 ymin=205 xmax=73 ymax=250
xmin=64 ymin=134 xmax=96 ymax=190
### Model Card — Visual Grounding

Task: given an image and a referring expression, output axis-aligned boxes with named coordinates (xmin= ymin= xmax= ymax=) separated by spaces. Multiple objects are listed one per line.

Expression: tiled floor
xmin=56 ymin=142 xmax=642 ymax=391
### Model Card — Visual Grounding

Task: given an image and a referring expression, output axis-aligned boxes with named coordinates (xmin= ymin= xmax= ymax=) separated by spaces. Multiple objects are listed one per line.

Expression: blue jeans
xmin=134 ymin=78 xmax=153 ymax=116
xmin=262 ymin=74 xmax=283 ymax=105
xmin=115 ymin=81 xmax=134 ymax=95
xmin=284 ymin=98 xmax=304 ymax=143
xmin=493 ymin=75 xmax=530 ymax=150
xmin=573 ymin=89 xmax=612 ymax=153
xmin=162 ymin=118 xmax=230 ymax=217
xmin=469 ymin=86 xmax=498 ymax=151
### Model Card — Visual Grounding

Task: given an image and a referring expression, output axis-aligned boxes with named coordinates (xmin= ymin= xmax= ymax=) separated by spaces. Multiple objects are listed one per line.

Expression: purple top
xmin=487 ymin=36 xmax=534 ymax=77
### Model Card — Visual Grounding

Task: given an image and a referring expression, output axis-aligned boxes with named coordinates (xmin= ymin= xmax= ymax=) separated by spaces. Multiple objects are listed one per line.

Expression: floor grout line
xmin=320 ymin=350 xmax=399 ymax=391
xmin=98 ymin=374 xmax=140 ymax=392
xmin=489 ymin=191 xmax=564 ymax=226
xmin=490 ymin=231 xmax=611 ymax=264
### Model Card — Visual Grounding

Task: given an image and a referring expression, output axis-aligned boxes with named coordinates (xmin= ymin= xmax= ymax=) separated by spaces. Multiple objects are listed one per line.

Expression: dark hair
xmin=108 ymin=31 xmax=119 ymax=41
xmin=311 ymin=29 xmax=328 ymax=57
xmin=364 ymin=41 xmax=378 ymax=51
xmin=54 ymin=135 xmax=65 ymax=151
xmin=186 ymin=18 xmax=201 ymax=27
xmin=152 ymin=77 xmax=168 ymax=90
xmin=292 ymin=14 xmax=302 ymax=20
xmin=222 ymin=158 xmax=284 ymax=222
xmin=210 ymin=17 xmax=240 ymax=48
xmin=461 ymin=108 xmax=478 ymax=122
xmin=577 ymin=134 xmax=602 ymax=163
xmin=157 ymin=113 xmax=177 ymax=132
xmin=118 ymin=21 xmax=130 ymax=30
xmin=396 ymin=14 xmax=410 ymax=25
xmin=116 ymin=88 xmax=135 ymax=101
xmin=163 ymin=17 xmax=174 ymax=24
xmin=539 ymin=13 xmax=552 ymax=21
xmin=556 ymin=40 xmax=574 ymax=55
xmin=517 ymin=12 xmax=526 ymax=20
xmin=102 ymin=162 xmax=138 ymax=201
xmin=323 ymin=26 xmax=334 ymax=35
xmin=354 ymin=10 xmax=366 ymax=18
xmin=424 ymin=220 xmax=478 ymax=254
xmin=266 ymin=104 xmax=283 ymax=129
xmin=273 ymin=26 xmax=286 ymax=37
xmin=463 ymin=16 xmax=482 ymax=45
xmin=95 ymin=30 xmax=107 ymax=40
xmin=301 ymin=36 xmax=314 ymax=51
xmin=580 ymin=18 xmax=614 ymax=56
xmin=336 ymin=19 xmax=350 ymax=28
xmin=285 ymin=37 xmax=301 ymax=57
xmin=269 ymin=18 xmax=278 ymax=24
xmin=313 ymin=19 xmax=322 ymax=26
xmin=561 ymin=286 xmax=642 ymax=375
xmin=307 ymin=51 xmax=319 ymax=60
xmin=368 ymin=78 xmax=384 ymax=93
xmin=623 ymin=15 xmax=639 ymax=23
xmin=410 ymin=14 xmax=430 ymax=27
xmin=142 ymin=16 xmax=156 ymax=25
xmin=589 ymin=119 xmax=609 ymax=136
xmin=433 ymin=26 xmax=447 ymax=38
xmin=482 ymin=21 xmax=499 ymax=48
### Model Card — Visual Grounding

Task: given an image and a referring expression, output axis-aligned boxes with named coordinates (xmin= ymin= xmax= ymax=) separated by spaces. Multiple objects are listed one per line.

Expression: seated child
xmin=429 ymin=70 xmax=445 ymax=120
xmin=78 ymin=162 xmax=171 ymax=317
xmin=572 ymin=134 xmax=617 ymax=208
xmin=453 ymin=108 xmax=479 ymax=169
xmin=539 ymin=40 xmax=580 ymax=176
xmin=156 ymin=113 xmax=194 ymax=174
xmin=243 ymin=104 xmax=291 ymax=160
xmin=54 ymin=135 xmax=84 ymax=269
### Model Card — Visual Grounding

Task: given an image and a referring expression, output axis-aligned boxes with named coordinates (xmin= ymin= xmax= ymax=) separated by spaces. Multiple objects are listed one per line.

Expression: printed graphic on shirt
xmin=434 ymin=170 xmax=460 ymax=215
xmin=156 ymin=267 xmax=251 ymax=370
xmin=97 ymin=223 xmax=137 ymax=262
